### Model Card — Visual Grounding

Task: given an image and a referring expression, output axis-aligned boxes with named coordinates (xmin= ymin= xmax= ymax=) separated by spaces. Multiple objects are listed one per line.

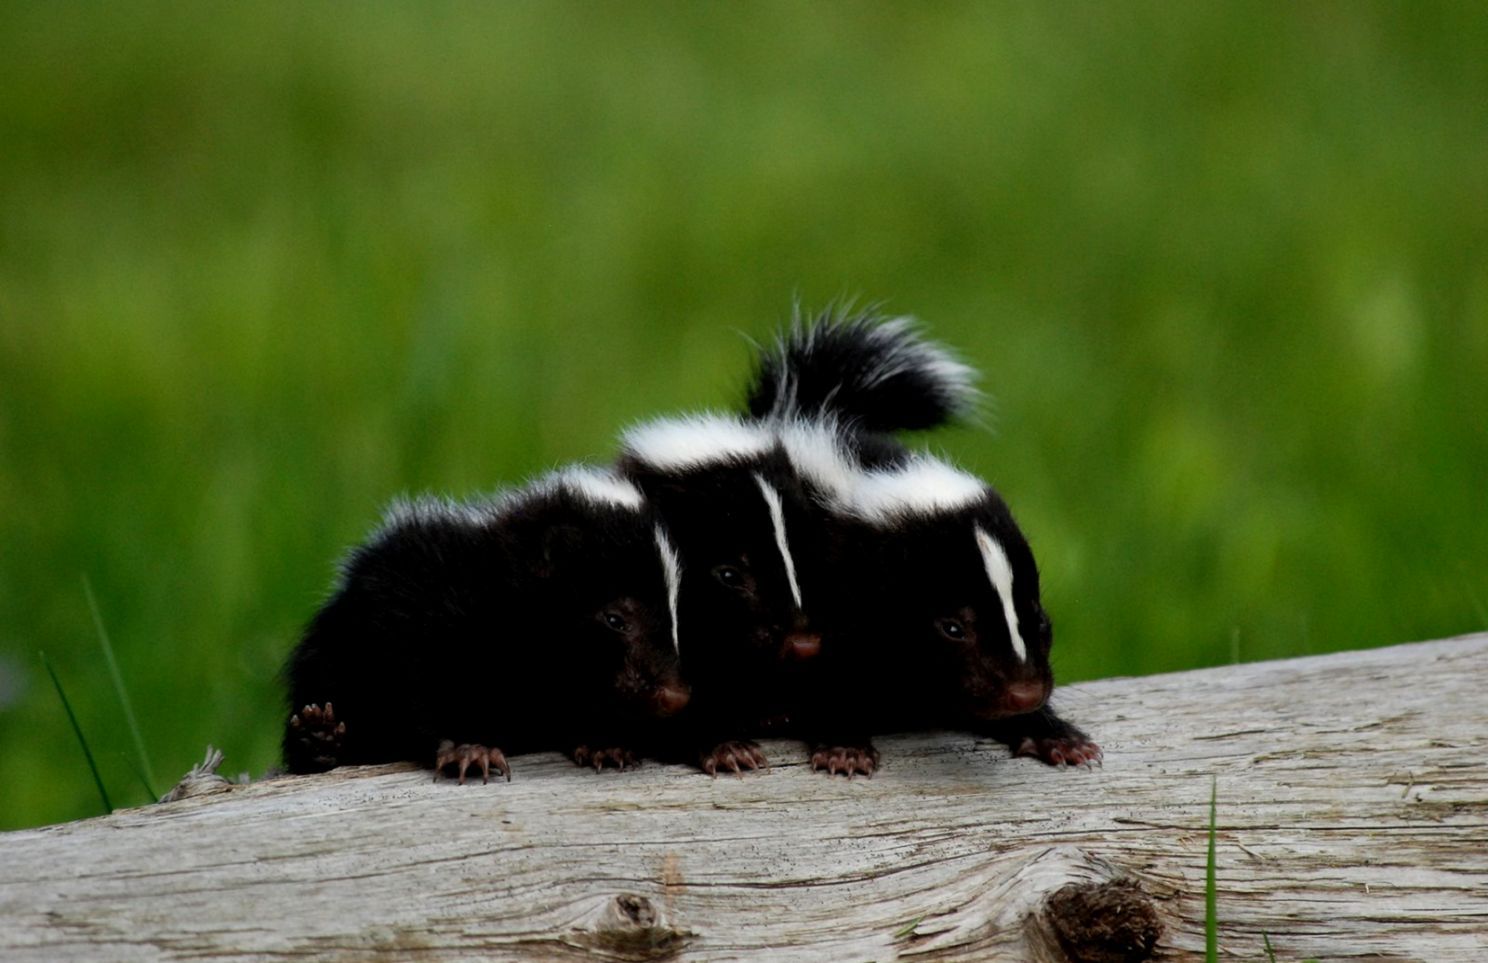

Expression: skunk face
xmin=512 ymin=488 xmax=690 ymax=722
xmin=856 ymin=501 xmax=1053 ymax=721
xmin=945 ymin=499 xmax=1054 ymax=718
xmin=629 ymin=459 xmax=821 ymax=676
xmin=619 ymin=416 xmax=824 ymax=686
xmin=829 ymin=455 xmax=1055 ymax=721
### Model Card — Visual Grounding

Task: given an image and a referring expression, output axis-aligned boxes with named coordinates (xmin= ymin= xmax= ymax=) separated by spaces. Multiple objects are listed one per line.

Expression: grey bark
xmin=2 ymin=633 xmax=1485 ymax=961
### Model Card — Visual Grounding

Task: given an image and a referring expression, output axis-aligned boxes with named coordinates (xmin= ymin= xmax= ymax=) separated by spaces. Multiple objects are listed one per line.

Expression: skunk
xmin=787 ymin=445 xmax=1101 ymax=776
xmin=616 ymin=414 xmax=828 ymax=775
xmin=754 ymin=311 xmax=1099 ymax=776
xmin=281 ymin=466 xmax=690 ymax=783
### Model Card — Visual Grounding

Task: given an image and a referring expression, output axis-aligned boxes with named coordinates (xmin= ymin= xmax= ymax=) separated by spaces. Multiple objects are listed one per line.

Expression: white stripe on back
xmin=752 ymin=473 xmax=803 ymax=609
xmin=622 ymin=414 xmax=774 ymax=470
xmin=974 ymin=524 xmax=1026 ymax=663
xmin=774 ymin=416 xmax=860 ymax=502
xmin=554 ymin=466 xmax=645 ymax=509
xmin=846 ymin=456 xmax=985 ymax=523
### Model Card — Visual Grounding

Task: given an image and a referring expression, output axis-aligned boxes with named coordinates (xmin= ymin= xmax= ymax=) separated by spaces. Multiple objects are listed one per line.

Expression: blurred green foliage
xmin=2 ymin=3 xmax=1484 ymax=830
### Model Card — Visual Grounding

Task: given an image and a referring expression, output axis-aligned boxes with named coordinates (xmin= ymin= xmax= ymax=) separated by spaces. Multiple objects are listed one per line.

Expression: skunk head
xmin=507 ymin=468 xmax=690 ymax=720
xmin=839 ymin=456 xmax=1055 ymax=720
xmin=619 ymin=416 xmax=823 ymax=682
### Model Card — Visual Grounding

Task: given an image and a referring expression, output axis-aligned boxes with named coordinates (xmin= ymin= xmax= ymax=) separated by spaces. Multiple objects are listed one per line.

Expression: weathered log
xmin=2 ymin=633 xmax=1484 ymax=961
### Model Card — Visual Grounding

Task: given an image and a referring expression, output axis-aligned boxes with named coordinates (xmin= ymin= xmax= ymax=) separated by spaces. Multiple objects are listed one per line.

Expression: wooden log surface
xmin=2 ymin=633 xmax=1485 ymax=962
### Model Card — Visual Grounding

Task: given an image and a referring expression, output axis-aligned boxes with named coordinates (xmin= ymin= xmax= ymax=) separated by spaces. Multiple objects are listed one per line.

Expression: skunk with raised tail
xmin=751 ymin=309 xmax=1100 ymax=776
xmin=282 ymin=466 xmax=690 ymax=783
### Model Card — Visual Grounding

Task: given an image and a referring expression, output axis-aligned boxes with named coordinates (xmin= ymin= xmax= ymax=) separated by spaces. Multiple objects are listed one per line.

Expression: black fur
xmin=617 ymin=431 xmax=824 ymax=773
xmin=747 ymin=307 xmax=976 ymax=434
xmin=281 ymin=481 xmax=688 ymax=777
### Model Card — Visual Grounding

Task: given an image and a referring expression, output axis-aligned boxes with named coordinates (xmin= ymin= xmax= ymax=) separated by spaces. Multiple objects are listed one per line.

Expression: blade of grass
xmin=120 ymin=751 xmax=159 ymax=801
xmin=1207 ymin=775 xmax=1218 ymax=963
xmin=85 ymin=575 xmax=158 ymax=798
xmin=40 ymin=650 xmax=113 ymax=815
xmin=1263 ymin=932 xmax=1277 ymax=963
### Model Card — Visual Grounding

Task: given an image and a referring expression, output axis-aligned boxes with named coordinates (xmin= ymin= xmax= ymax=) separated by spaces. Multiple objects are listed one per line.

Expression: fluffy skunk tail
xmin=746 ymin=307 xmax=979 ymax=433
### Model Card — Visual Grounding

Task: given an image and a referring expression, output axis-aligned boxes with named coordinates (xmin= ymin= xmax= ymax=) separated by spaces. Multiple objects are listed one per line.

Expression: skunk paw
xmin=1014 ymin=734 xmax=1103 ymax=768
xmin=287 ymin=702 xmax=346 ymax=771
xmin=572 ymin=745 xmax=639 ymax=771
xmin=810 ymin=744 xmax=878 ymax=779
xmin=434 ymin=740 xmax=511 ymax=784
xmin=700 ymin=740 xmax=767 ymax=777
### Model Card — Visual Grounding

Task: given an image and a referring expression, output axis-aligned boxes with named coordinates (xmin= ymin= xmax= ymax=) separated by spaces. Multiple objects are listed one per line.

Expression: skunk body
xmin=282 ymin=467 xmax=689 ymax=781
xmin=617 ymin=414 xmax=829 ymax=773
xmin=756 ymin=314 xmax=1098 ymax=775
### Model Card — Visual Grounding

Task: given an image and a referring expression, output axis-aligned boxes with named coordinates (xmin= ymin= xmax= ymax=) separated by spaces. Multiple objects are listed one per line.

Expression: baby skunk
xmin=791 ymin=449 xmax=1101 ymax=776
xmin=752 ymin=310 xmax=1100 ymax=776
xmin=282 ymin=466 xmax=690 ymax=783
xmin=616 ymin=415 xmax=826 ymax=775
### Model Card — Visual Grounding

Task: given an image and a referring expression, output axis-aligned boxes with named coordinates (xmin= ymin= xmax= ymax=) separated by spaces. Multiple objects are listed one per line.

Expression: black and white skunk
xmin=281 ymin=466 xmax=690 ymax=783
xmin=752 ymin=311 xmax=1099 ymax=776
xmin=616 ymin=415 xmax=829 ymax=774
xmin=786 ymin=445 xmax=1100 ymax=776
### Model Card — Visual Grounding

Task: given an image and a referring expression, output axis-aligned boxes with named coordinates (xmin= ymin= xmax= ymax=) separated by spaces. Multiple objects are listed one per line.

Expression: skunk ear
xmin=536 ymin=524 xmax=585 ymax=577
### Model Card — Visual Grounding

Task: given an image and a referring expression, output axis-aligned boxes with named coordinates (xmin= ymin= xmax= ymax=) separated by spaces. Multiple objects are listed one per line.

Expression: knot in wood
xmin=566 ymin=893 xmax=688 ymax=961
xmin=613 ymin=893 xmax=657 ymax=928
xmin=1042 ymin=879 xmax=1162 ymax=963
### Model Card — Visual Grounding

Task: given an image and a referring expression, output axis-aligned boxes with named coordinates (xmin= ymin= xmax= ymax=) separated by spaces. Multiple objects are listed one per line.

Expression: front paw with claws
xmin=288 ymin=702 xmax=346 ymax=771
xmin=572 ymin=745 xmax=639 ymax=771
xmin=434 ymin=740 xmax=510 ymax=784
xmin=700 ymin=740 xmax=767 ymax=777
xmin=810 ymin=744 xmax=878 ymax=779
xmin=1014 ymin=734 xmax=1102 ymax=768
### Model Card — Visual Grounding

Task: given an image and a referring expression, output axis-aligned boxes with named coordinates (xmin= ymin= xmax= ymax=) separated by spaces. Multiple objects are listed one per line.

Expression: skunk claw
xmin=1014 ymin=734 xmax=1103 ymax=769
xmin=573 ymin=745 xmax=639 ymax=771
xmin=699 ymin=740 xmax=766 ymax=777
xmin=811 ymin=745 xmax=878 ymax=778
xmin=435 ymin=741 xmax=510 ymax=785
xmin=287 ymin=702 xmax=345 ymax=771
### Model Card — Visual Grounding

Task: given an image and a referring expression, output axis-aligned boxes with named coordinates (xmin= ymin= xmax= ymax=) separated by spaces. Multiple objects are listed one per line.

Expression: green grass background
xmin=2 ymin=3 xmax=1484 ymax=830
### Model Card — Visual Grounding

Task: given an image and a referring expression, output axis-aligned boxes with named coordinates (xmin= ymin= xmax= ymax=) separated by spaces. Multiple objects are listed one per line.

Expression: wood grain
xmin=3 ymin=633 xmax=1485 ymax=961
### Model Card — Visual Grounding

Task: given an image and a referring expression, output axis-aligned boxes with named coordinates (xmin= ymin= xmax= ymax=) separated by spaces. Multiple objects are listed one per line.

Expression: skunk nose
xmin=782 ymin=630 xmax=821 ymax=660
xmin=652 ymin=684 xmax=691 ymax=717
xmin=1003 ymin=680 xmax=1049 ymax=714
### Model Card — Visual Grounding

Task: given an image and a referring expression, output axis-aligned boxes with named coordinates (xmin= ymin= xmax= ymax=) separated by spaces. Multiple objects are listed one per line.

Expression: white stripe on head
xmin=974 ymin=524 xmax=1026 ymax=663
xmin=845 ymin=456 xmax=985 ymax=523
xmin=654 ymin=526 xmax=683 ymax=653
xmin=752 ymin=472 xmax=803 ymax=608
xmin=621 ymin=414 xmax=774 ymax=470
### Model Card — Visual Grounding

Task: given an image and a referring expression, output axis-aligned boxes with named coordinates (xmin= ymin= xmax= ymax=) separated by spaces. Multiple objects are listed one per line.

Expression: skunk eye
xmin=602 ymin=612 xmax=629 ymax=632
xmin=935 ymin=617 xmax=967 ymax=641
xmin=713 ymin=565 xmax=746 ymax=589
